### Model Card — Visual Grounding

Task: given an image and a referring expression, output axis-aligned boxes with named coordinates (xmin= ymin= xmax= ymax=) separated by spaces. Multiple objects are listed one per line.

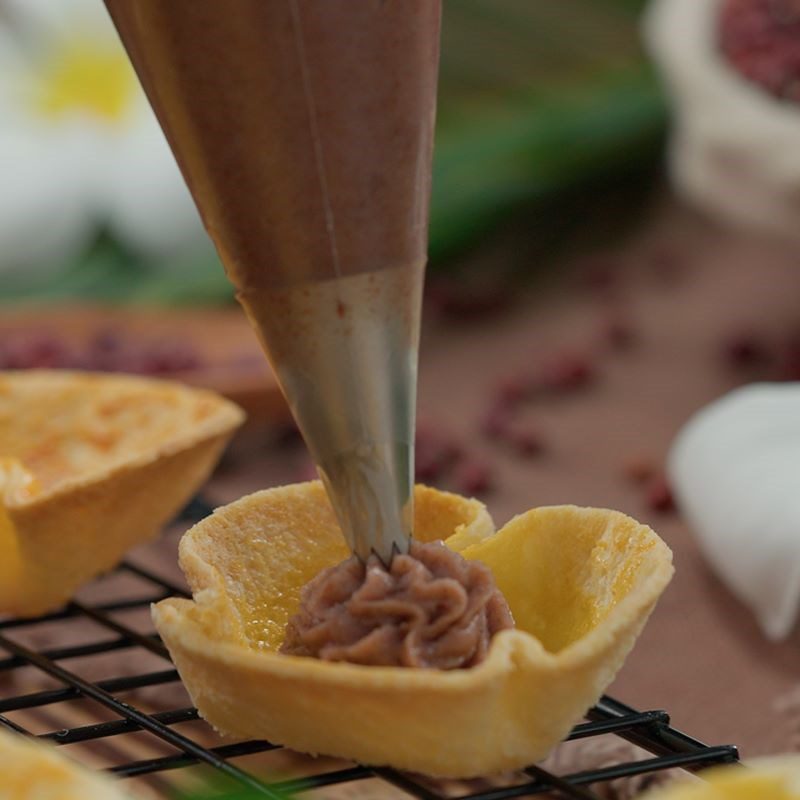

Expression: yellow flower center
xmin=33 ymin=38 xmax=136 ymax=123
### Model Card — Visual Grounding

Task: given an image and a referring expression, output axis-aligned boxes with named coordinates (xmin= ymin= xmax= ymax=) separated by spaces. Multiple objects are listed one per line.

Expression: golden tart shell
xmin=154 ymin=481 xmax=673 ymax=777
xmin=0 ymin=726 xmax=131 ymax=799
xmin=0 ymin=370 xmax=243 ymax=615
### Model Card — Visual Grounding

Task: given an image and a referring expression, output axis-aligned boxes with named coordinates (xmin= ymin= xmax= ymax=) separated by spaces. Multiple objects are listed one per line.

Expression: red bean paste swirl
xmin=280 ymin=541 xmax=514 ymax=669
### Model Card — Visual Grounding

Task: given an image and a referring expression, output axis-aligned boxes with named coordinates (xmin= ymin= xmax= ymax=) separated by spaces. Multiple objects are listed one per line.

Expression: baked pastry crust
xmin=0 ymin=370 xmax=243 ymax=616
xmin=153 ymin=482 xmax=673 ymax=777
xmin=0 ymin=727 xmax=130 ymax=799
xmin=640 ymin=755 xmax=800 ymax=798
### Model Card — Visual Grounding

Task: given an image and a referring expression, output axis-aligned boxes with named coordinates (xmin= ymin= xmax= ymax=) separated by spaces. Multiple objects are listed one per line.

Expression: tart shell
xmin=640 ymin=755 xmax=800 ymax=799
xmin=0 ymin=370 xmax=244 ymax=616
xmin=0 ymin=726 xmax=131 ymax=799
xmin=154 ymin=482 xmax=672 ymax=777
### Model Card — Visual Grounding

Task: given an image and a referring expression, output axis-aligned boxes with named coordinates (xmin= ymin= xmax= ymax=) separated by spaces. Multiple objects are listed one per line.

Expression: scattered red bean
xmin=773 ymin=336 xmax=800 ymax=380
xmin=507 ymin=427 xmax=545 ymax=457
xmin=426 ymin=279 xmax=511 ymax=321
xmin=414 ymin=443 xmax=443 ymax=482
xmin=580 ymin=258 xmax=620 ymax=296
xmin=495 ymin=374 xmax=534 ymax=407
xmin=140 ymin=341 xmax=201 ymax=374
xmin=415 ymin=449 xmax=445 ymax=482
xmin=454 ymin=461 xmax=493 ymax=496
xmin=414 ymin=420 xmax=464 ymax=483
xmin=89 ymin=328 xmax=124 ymax=354
xmin=723 ymin=332 xmax=768 ymax=367
xmin=273 ymin=419 xmax=302 ymax=446
xmin=480 ymin=404 xmax=513 ymax=440
xmin=538 ymin=353 xmax=594 ymax=392
xmin=776 ymin=355 xmax=800 ymax=381
xmin=623 ymin=455 xmax=656 ymax=485
xmin=441 ymin=440 xmax=465 ymax=467
xmin=648 ymin=246 xmax=684 ymax=284
xmin=646 ymin=476 xmax=675 ymax=513
xmin=603 ymin=316 xmax=636 ymax=350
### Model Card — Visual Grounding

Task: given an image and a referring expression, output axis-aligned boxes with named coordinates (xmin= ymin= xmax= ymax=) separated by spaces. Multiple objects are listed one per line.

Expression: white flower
xmin=668 ymin=383 xmax=800 ymax=640
xmin=0 ymin=0 xmax=209 ymax=276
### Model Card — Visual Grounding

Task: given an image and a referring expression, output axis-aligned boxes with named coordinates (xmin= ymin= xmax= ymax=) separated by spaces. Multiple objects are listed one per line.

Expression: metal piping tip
xmin=367 ymin=539 xmax=412 ymax=569
xmin=318 ymin=440 xmax=414 ymax=566
xmin=236 ymin=266 xmax=421 ymax=568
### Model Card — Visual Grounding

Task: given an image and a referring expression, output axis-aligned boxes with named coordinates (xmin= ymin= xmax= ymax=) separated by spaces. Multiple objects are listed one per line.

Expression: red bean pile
xmin=720 ymin=0 xmax=800 ymax=103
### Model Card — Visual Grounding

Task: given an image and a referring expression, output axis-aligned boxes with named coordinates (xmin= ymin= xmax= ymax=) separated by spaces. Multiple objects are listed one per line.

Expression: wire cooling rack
xmin=0 ymin=502 xmax=739 ymax=800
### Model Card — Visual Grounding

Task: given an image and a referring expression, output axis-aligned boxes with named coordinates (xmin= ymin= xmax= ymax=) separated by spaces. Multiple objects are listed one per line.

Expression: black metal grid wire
xmin=0 ymin=506 xmax=739 ymax=799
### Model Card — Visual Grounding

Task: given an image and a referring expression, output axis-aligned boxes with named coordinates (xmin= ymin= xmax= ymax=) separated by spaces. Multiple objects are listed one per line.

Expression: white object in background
xmin=643 ymin=0 xmax=800 ymax=241
xmin=668 ymin=383 xmax=800 ymax=640
xmin=0 ymin=0 xmax=209 ymax=276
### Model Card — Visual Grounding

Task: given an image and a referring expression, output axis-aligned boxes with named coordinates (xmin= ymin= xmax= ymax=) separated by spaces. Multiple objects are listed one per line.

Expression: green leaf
xmin=430 ymin=66 xmax=665 ymax=262
xmin=430 ymin=0 xmax=665 ymax=262
xmin=174 ymin=774 xmax=295 ymax=800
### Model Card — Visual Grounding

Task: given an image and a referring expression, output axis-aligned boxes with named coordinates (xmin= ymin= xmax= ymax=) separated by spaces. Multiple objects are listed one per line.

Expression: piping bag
xmin=103 ymin=1 xmax=441 ymax=564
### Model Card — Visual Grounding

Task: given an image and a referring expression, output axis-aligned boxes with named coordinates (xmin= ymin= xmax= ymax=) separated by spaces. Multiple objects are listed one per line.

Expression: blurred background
xmin=0 ymin=0 xmax=662 ymax=304
xmin=3 ymin=0 xmax=800 ymax=787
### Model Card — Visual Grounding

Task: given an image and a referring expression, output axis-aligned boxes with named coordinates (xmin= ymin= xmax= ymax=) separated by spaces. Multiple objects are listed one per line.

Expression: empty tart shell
xmin=0 ymin=727 xmax=131 ymax=799
xmin=153 ymin=482 xmax=673 ymax=778
xmin=640 ymin=756 xmax=800 ymax=799
xmin=0 ymin=370 xmax=244 ymax=616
